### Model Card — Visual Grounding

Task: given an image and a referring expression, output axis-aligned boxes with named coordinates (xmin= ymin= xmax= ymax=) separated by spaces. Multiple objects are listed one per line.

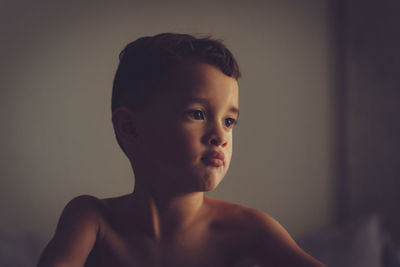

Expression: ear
xmin=112 ymin=107 xmax=138 ymax=144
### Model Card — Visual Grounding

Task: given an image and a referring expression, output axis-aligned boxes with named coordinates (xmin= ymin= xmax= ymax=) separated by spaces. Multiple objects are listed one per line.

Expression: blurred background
xmin=1 ymin=0 xmax=399 ymax=265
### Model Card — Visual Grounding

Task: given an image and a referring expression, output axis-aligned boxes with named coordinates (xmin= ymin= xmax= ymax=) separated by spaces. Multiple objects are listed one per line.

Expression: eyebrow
xmin=187 ymin=97 xmax=240 ymax=117
xmin=230 ymin=106 xmax=240 ymax=116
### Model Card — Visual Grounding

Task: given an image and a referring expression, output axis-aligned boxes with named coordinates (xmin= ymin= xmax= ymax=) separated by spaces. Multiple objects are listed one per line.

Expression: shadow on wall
xmin=343 ymin=0 xmax=400 ymax=244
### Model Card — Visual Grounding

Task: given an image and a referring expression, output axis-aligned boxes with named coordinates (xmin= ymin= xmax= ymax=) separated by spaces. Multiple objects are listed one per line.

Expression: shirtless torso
xmin=38 ymin=194 xmax=325 ymax=267
xmin=90 ymin=195 xmax=260 ymax=267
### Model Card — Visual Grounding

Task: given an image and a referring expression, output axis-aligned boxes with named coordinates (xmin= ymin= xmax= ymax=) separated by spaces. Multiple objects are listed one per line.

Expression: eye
xmin=188 ymin=110 xmax=205 ymax=120
xmin=224 ymin=118 xmax=237 ymax=128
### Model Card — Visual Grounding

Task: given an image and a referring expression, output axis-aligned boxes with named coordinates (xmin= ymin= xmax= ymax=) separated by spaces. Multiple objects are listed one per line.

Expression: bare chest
xmin=93 ymin=228 xmax=237 ymax=267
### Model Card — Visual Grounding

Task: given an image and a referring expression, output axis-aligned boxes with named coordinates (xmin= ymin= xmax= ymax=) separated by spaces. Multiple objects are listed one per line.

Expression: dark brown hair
xmin=111 ymin=32 xmax=241 ymax=154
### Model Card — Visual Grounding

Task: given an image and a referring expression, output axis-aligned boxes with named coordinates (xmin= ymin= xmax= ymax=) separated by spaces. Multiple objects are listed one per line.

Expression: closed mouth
xmin=201 ymin=151 xmax=225 ymax=167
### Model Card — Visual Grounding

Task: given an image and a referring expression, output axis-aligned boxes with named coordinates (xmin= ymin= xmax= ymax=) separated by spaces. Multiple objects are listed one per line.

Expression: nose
xmin=204 ymin=122 xmax=228 ymax=148
xmin=209 ymin=138 xmax=227 ymax=147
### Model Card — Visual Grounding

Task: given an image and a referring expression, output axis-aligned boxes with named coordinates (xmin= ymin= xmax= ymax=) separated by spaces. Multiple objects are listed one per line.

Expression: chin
xmin=201 ymin=184 xmax=220 ymax=192
xmin=196 ymin=173 xmax=224 ymax=192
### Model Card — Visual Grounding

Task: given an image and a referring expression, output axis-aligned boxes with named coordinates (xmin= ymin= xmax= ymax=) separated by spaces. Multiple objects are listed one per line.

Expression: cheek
xmin=160 ymin=124 xmax=202 ymax=160
xmin=178 ymin=126 xmax=202 ymax=153
xmin=140 ymin=122 xmax=177 ymax=158
xmin=226 ymin=146 xmax=233 ymax=164
xmin=225 ymin=136 xmax=233 ymax=164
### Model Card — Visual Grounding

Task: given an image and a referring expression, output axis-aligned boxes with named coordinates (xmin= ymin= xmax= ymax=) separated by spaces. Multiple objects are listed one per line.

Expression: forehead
xmin=161 ymin=62 xmax=239 ymax=107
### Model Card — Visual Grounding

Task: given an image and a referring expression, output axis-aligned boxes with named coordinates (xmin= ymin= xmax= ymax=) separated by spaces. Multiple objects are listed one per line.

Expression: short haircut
xmin=111 ymin=32 xmax=241 ymax=155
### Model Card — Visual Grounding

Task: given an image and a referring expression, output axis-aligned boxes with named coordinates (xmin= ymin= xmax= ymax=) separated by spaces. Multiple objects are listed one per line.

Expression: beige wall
xmin=0 ymin=0 xmax=336 ymax=246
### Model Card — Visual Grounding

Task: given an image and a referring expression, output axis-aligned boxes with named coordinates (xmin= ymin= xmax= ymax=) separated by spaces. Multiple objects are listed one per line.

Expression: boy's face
xmin=133 ymin=62 xmax=239 ymax=194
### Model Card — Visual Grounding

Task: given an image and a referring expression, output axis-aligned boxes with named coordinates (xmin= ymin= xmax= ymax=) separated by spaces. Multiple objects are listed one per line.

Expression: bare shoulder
xmin=251 ymin=210 xmax=326 ymax=267
xmin=59 ymin=194 xmax=107 ymax=232
xmin=64 ymin=194 xmax=106 ymax=215
xmin=38 ymin=195 xmax=106 ymax=266
xmin=63 ymin=194 xmax=131 ymax=220
xmin=205 ymin=197 xmax=326 ymax=267
xmin=205 ymin=197 xmax=277 ymax=241
xmin=205 ymin=196 xmax=274 ymax=229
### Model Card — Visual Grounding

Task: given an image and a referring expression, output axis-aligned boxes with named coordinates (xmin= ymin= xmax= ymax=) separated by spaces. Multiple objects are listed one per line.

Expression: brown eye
xmin=188 ymin=110 xmax=205 ymax=120
xmin=224 ymin=118 xmax=236 ymax=128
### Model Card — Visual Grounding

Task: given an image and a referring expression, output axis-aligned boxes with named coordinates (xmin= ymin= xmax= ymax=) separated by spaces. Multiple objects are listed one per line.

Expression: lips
xmin=201 ymin=151 xmax=225 ymax=167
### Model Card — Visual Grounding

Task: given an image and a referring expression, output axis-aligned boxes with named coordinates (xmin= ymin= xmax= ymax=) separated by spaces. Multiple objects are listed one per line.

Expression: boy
xmin=38 ymin=33 xmax=325 ymax=267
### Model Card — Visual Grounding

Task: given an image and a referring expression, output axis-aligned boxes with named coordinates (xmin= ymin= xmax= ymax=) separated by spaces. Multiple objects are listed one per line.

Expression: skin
xmin=38 ymin=62 xmax=326 ymax=267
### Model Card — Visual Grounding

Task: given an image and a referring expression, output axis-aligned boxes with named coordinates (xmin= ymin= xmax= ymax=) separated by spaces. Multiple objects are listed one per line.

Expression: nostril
xmin=210 ymin=138 xmax=227 ymax=147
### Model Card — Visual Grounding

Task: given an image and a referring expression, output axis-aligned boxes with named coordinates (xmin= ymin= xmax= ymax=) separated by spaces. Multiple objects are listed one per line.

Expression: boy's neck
xmin=130 ymin=181 xmax=207 ymax=242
